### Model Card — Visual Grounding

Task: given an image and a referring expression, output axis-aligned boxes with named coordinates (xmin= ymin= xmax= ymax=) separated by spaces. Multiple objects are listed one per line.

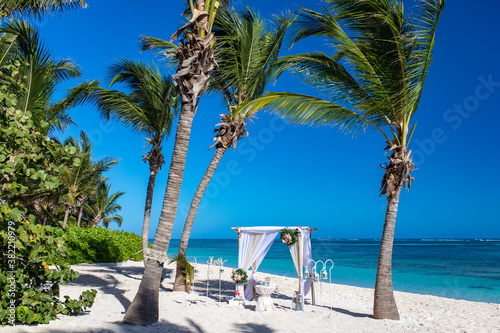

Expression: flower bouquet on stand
xmin=228 ymin=268 xmax=248 ymax=308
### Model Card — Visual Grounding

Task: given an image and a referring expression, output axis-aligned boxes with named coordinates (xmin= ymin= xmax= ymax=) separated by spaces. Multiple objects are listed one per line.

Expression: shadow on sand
xmin=29 ymin=319 xmax=276 ymax=333
xmin=65 ymin=262 xmax=370 ymax=332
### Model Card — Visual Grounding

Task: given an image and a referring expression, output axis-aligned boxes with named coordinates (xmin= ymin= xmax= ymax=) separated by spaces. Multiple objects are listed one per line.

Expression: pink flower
xmin=282 ymin=233 xmax=292 ymax=245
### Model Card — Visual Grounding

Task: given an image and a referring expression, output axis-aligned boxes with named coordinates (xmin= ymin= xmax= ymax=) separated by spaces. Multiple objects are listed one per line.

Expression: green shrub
xmin=52 ymin=227 xmax=143 ymax=264
xmin=0 ymin=72 xmax=97 ymax=326
xmin=0 ymin=206 xmax=97 ymax=326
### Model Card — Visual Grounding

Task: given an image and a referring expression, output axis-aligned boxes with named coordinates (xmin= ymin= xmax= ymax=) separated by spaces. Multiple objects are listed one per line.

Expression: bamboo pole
xmin=297 ymin=229 xmax=303 ymax=310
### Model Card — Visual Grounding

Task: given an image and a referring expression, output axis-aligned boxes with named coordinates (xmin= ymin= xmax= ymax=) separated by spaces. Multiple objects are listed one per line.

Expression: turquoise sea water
xmin=161 ymin=238 xmax=500 ymax=304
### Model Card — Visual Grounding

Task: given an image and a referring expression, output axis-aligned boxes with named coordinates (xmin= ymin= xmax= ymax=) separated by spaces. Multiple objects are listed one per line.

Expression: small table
xmin=255 ymin=284 xmax=276 ymax=312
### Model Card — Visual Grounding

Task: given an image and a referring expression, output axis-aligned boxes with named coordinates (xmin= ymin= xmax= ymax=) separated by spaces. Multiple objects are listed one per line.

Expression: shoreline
xmin=167 ymin=238 xmax=500 ymax=304
xmin=8 ymin=261 xmax=500 ymax=332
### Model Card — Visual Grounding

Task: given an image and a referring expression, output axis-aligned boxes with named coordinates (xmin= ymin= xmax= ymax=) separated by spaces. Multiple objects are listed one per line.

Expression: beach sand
xmin=7 ymin=261 xmax=499 ymax=333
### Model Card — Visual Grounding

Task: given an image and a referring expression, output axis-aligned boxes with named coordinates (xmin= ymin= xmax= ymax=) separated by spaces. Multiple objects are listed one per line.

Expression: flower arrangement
xmin=280 ymin=228 xmax=297 ymax=245
xmin=231 ymin=268 xmax=249 ymax=284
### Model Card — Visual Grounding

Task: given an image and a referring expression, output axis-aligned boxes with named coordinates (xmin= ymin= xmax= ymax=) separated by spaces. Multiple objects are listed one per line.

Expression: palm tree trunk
xmin=77 ymin=204 xmax=84 ymax=227
xmin=374 ymin=185 xmax=401 ymax=320
xmin=123 ymin=100 xmax=196 ymax=326
xmin=142 ymin=169 xmax=158 ymax=265
xmin=124 ymin=1 xmax=214 ymax=324
xmin=62 ymin=209 xmax=70 ymax=228
xmin=173 ymin=147 xmax=226 ymax=291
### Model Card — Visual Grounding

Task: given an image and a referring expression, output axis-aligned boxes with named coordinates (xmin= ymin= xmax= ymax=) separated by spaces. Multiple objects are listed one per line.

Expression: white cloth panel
xmin=235 ymin=227 xmax=313 ymax=299
xmin=288 ymin=242 xmax=301 ymax=277
xmin=244 ymin=233 xmax=264 ymax=269
xmin=301 ymin=229 xmax=313 ymax=295
xmin=241 ymin=231 xmax=278 ymax=300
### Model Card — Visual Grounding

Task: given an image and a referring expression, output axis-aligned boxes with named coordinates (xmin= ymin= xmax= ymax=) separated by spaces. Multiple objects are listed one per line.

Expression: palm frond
xmin=169 ymin=254 xmax=194 ymax=292
xmin=210 ymin=5 xmax=293 ymax=121
xmin=72 ymin=59 xmax=179 ymax=149
xmin=241 ymin=92 xmax=391 ymax=143
xmin=290 ymin=7 xmax=395 ymax=116
xmin=1 ymin=20 xmax=83 ymax=133
xmin=0 ymin=0 xmax=87 ymax=19
xmin=407 ymin=0 xmax=445 ymax=116
xmin=139 ymin=35 xmax=179 ymax=67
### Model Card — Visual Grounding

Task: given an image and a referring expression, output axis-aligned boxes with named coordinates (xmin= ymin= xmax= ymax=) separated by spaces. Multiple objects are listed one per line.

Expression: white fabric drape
xmin=288 ymin=229 xmax=313 ymax=296
xmin=288 ymin=242 xmax=301 ymax=277
xmin=301 ymin=229 xmax=313 ymax=295
xmin=235 ymin=226 xmax=314 ymax=300
xmin=237 ymin=229 xmax=279 ymax=300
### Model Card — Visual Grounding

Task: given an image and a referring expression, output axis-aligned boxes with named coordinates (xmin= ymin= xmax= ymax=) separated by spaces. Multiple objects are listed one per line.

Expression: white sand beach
xmin=7 ymin=261 xmax=500 ymax=333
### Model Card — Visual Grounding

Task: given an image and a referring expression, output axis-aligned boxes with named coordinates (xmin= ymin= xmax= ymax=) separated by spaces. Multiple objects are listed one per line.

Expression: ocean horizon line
xmin=152 ymin=237 xmax=500 ymax=241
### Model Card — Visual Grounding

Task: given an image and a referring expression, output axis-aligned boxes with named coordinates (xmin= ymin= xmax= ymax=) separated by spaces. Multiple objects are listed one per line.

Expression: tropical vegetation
xmin=52 ymin=227 xmax=143 ymax=264
xmin=0 ymin=69 xmax=97 ymax=325
xmin=0 ymin=0 xmax=87 ymax=19
xmin=0 ymin=2 xmax=124 ymax=325
xmin=241 ymin=0 xmax=446 ymax=320
xmin=0 ymin=0 xmax=448 ymax=326
xmin=57 ymin=131 xmax=120 ymax=228
xmin=169 ymin=254 xmax=195 ymax=293
xmin=76 ymin=59 xmax=179 ymax=260
xmin=123 ymin=0 xmax=224 ymax=326
xmin=172 ymin=5 xmax=293 ymax=292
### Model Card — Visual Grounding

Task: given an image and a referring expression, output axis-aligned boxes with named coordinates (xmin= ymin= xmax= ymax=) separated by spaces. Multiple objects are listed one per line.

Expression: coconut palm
xmin=172 ymin=5 xmax=293 ymax=291
xmin=123 ymin=0 xmax=223 ymax=326
xmin=59 ymin=131 xmax=119 ymax=228
xmin=85 ymin=181 xmax=124 ymax=228
xmin=242 ymin=0 xmax=446 ymax=320
xmin=0 ymin=20 xmax=87 ymax=134
xmin=78 ymin=59 xmax=179 ymax=260
xmin=0 ymin=0 xmax=87 ymax=19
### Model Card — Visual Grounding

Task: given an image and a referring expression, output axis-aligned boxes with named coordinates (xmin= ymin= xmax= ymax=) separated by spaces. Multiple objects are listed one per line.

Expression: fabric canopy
xmin=235 ymin=226 xmax=314 ymax=301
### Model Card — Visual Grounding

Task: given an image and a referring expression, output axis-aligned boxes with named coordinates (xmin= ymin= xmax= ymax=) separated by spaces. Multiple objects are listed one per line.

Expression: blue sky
xmin=36 ymin=0 xmax=500 ymax=239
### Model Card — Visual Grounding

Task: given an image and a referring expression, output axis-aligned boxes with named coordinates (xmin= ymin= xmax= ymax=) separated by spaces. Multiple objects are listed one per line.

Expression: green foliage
xmin=0 ymin=43 xmax=122 ymax=227
xmin=0 ymin=0 xmax=87 ymax=20
xmin=279 ymin=228 xmax=297 ymax=245
xmin=212 ymin=6 xmax=294 ymax=112
xmin=0 ymin=206 xmax=97 ymax=326
xmin=0 ymin=60 xmax=75 ymax=223
xmin=0 ymin=55 xmax=97 ymax=326
xmin=51 ymin=227 xmax=143 ymax=264
xmin=231 ymin=268 xmax=249 ymax=284
xmin=169 ymin=254 xmax=194 ymax=293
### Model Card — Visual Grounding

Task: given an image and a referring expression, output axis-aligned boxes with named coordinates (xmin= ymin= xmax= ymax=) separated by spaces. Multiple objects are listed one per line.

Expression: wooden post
xmin=311 ymin=279 xmax=316 ymax=305
xmin=237 ymin=229 xmax=241 ymax=251
xmin=297 ymin=229 xmax=303 ymax=310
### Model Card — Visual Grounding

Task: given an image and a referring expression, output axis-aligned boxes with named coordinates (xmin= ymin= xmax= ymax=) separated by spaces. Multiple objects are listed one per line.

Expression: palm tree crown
xmin=76 ymin=58 xmax=180 ymax=261
xmin=0 ymin=0 xmax=87 ymax=19
xmin=241 ymin=0 xmax=446 ymax=320
xmin=172 ymin=5 xmax=293 ymax=292
xmin=1 ymin=20 xmax=86 ymax=133
xmin=85 ymin=181 xmax=124 ymax=228
xmin=246 ymin=0 xmax=444 ymax=154
xmin=91 ymin=59 xmax=179 ymax=165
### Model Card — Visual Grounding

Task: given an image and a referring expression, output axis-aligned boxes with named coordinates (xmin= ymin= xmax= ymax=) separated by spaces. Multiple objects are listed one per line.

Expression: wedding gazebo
xmin=232 ymin=226 xmax=317 ymax=305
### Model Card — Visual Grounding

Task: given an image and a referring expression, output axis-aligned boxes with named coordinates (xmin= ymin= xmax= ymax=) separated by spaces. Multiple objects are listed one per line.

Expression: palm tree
xmin=242 ymin=0 xmax=446 ymax=320
xmin=85 ymin=181 xmax=124 ymax=228
xmin=123 ymin=0 xmax=223 ymax=326
xmin=0 ymin=0 xmax=87 ymax=19
xmin=59 ymin=131 xmax=119 ymax=228
xmin=172 ymin=5 xmax=293 ymax=292
xmin=79 ymin=59 xmax=179 ymax=261
xmin=0 ymin=20 xmax=88 ymax=134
